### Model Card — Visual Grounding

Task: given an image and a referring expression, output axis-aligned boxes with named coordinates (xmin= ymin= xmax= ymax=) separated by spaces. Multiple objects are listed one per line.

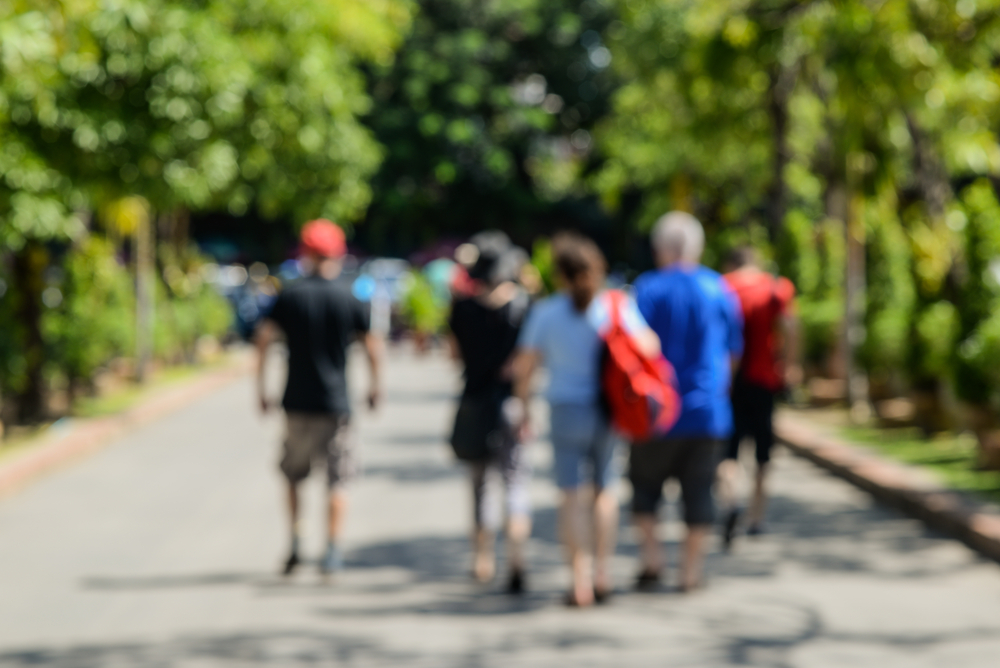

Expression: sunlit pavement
xmin=1 ymin=346 xmax=1000 ymax=667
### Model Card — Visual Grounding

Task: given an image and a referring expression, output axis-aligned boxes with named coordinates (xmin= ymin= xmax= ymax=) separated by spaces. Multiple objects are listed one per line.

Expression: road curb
xmin=775 ymin=411 xmax=1000 ymax=563
xmin=0 ymin=351 xmax=253 ymax=499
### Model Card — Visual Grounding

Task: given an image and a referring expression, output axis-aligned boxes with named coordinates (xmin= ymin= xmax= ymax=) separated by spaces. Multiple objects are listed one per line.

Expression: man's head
xmin=651 ymin=211 xmax=705 ymax=268
xmin=299 ymin=219 xmax=346 ymax=278
xmin=723 ymin=246 xmax=758 ymax=273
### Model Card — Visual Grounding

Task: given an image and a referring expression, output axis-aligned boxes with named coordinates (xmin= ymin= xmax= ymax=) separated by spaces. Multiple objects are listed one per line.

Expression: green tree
xmin=361 ymin=0 xmax=618 ymax=254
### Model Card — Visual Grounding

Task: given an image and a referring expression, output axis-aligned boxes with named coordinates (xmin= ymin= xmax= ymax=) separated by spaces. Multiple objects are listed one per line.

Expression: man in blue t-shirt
xmin=630 ymin=211 xmax=743 ymax=592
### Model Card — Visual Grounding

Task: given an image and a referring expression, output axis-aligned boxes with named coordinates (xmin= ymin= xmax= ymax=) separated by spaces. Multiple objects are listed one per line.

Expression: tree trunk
xmin=135 ymin=213 xmax=155 ymax=383
xmin=12 ymin=242 xmax=48 ymax=423
xmin=844 ymin=185 xmax=869 ymax=421
xmin=765 ymin=64 xmax=795 ymax=243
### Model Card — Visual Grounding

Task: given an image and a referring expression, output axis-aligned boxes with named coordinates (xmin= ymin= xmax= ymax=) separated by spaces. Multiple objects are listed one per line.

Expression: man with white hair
xmin=629 ymin=211 xmax=743 ymax=592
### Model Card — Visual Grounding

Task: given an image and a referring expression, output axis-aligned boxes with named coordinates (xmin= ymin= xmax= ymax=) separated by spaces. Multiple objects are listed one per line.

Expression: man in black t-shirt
xmin=256 ymin=219 xmax=381 ymax=576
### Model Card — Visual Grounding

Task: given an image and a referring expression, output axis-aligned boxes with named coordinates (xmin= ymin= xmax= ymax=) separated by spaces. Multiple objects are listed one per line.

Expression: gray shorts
xmin=280 ymin=412 xmax=355 ymax=487
xmin=628 ymin=437 xmax=721 ymax=525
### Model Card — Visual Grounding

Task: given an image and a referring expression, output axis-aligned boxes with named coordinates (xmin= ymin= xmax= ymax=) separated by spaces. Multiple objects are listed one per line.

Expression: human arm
xmin=362 ymin=331 xmax=382 ymax=410
xmin=255 ymin=319 xmax=277 ymax=414
xmin=781 ymin=313 xmax=802 ymax=387
xmin=511 ymin=347 xmax=540 ymax=440
xmin=724 ymin=285 xmax=744 ymax=378
xmin=776 ymin=279 xmax=801 ymax=387
xmin=446 ymin=333 xmax=462 ymax=362
xmin=620 ymin=292 xmax=661 ymax=358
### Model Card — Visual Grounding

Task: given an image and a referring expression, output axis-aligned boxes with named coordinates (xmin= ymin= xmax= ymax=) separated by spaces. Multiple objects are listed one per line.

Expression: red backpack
xmin=600 ymin=290 xmax=680 ymax=442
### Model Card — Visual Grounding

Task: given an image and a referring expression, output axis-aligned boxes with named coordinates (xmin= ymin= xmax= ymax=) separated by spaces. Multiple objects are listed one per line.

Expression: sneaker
xmin=282 ymin=552 xmax=300 ymax=576
xmin=506 ymin=569 xmax=526 ymax=595
xmin=634 ymin=569 xmax=661 ymax=592
xmin=320 ymin=545 xmax=343 ymax=575
xmin=747 ymin=523 xmax=764 ymax=537
xmin=722 ymin=509 xmax=740 ymax=552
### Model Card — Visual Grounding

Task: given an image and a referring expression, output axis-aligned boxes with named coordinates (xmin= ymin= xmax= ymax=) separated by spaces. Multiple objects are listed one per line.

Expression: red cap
xmin=299 ymin=219 xmax=346 ymax=258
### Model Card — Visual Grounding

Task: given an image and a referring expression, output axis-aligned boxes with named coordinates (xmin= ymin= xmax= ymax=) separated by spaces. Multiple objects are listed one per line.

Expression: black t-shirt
xmin=268 ymin=275 xmax=370 ymax=414
xmin=449 ymin=292 xmax=527 ymax=397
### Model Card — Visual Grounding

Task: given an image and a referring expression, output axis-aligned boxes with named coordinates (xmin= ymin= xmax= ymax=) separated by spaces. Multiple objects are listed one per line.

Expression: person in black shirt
xmin=448 ymin=234 xmax=532 ymax=593
xmin=256 ymin=219 xmax=381 ymax=576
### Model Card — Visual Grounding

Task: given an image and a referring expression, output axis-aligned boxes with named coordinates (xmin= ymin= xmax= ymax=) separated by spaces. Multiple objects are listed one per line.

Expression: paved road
xmin=1 ymin=347 xmax=1000 ymax=667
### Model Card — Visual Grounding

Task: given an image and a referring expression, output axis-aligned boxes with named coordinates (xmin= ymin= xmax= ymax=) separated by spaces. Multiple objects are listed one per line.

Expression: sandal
xmin=593 ymin=586 xmax=613 ymax=604
xmin=634 ymin=569 xmax=661 ymax=591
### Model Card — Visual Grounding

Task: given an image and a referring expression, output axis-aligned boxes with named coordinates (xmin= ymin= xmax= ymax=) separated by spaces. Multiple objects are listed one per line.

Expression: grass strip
xmin=840 ymin=425 xmax=1000 ymax=504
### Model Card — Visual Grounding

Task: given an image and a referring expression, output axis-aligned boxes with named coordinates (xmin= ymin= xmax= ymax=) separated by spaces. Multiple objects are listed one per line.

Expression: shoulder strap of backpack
xmin=605 ymin=289 xmax=624 ymax=329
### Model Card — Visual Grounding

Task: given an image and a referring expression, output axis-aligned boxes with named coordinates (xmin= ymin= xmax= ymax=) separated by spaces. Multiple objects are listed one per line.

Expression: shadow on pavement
xmin=0 ymin=627 xmax=630 ymax=667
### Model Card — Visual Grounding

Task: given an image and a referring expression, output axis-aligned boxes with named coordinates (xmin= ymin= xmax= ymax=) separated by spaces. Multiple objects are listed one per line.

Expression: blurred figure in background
xmin=256 ymin=219 xmax=382 ymax=576
xmin=448 ymin=232 xmax=532 ymax=593
xmin=512 ymin=232 xmax=658 ymax=607
xmin=719 ymin=247 xmax=798 ymax=548
xmin=631 ymin=212 xmax=743 ymax=592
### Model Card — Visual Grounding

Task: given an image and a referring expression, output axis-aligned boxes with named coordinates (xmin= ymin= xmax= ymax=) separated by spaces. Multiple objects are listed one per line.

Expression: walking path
xmin=1 ymin=347 xmax=999 ymax=667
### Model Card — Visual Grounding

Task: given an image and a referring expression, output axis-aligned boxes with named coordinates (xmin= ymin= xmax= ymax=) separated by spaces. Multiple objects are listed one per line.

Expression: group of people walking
xmin=255 ymin=214 xmax=797 ymax=607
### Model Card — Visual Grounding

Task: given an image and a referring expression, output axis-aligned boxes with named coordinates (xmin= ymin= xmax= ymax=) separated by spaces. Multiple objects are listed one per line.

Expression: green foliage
xmin=530 ymin=237 xmax=555 ymax=293
xmin=2 ymin=0 xmax=412 ymax=231
xmin=861 ymin=196 xmax=915 ymax=379
xmin=361 ymin=0 xmax=616 ymax=252
xmin=155 ymin=247 xmax=233 ymax=362
xmin=911 ymin=300 xmax=960 ymax=381
xmin=43 ymin=236 xmax=134 ymax=383
xmin=597 ymin=0 xmax=1000 ymax=396
xmin=400 ymin=270 xmax=447 ymax=335
xmin=776 ymin=210 xmax=820 ymax=297
xmin=796 ymin=219 xmax=845 ymax=366
xmin=955 ymin=180 xmax=1000 ymax=403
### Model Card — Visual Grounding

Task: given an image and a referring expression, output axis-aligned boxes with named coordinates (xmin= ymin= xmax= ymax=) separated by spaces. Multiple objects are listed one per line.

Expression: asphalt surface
xmin=1 ymin=346 xmax=999 ymax=667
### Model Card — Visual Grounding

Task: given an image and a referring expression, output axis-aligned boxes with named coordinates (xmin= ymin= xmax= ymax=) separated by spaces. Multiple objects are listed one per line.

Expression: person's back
xmin=449 ymin=292 xmax=525 ymax=397
xmin=722 ymin=268 xmax=795 ymax=392
xmin=257 ymin=219 xmax=381 ymax=577
xmin=447 ymin=239 xmax=533 ymax=592
xmin=718 ymin=248 xmax=797 ymax=546
xmin=627 ymin=211 xmax=742 ymax=594
xmin=634 ymin=265 xmax=741 ymax=438
xmin=271 ymin=275 xmax=369 ymax=414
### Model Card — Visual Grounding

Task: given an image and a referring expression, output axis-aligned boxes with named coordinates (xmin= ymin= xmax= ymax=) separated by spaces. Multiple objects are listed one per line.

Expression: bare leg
xmin=327 ymin=488 xmax=348 ymax=540
xmin=747 ymin=463 xmax=769 ymax=529
xmin=680 ymin=524 xmax=709 ymax=591
xmin=560 ymin=488 xmax=594 ymax=606
xmin=282 ymin=481 xmax=303 ymax=575
xmin=469 ymin=463 xmax=496 ymax=581
xmin=287 ymin=481 xmax=301 ymax=531
xmin=634 ymin=512 xmax=662 ymax=575
xmin=506 ymin=514 xmax=531 ymax=573
xmin=716 ymin=459 xmax=740 ymax=513
xmin=592 ymin=488 xmax=619 ymax=593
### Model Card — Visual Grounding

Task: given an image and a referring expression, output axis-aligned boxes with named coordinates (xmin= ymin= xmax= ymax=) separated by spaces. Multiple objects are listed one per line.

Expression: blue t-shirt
xmin=634 ymin=265 xmax=743 ymax=438
xmin=518 ymin=291 xmax=648 ymax=406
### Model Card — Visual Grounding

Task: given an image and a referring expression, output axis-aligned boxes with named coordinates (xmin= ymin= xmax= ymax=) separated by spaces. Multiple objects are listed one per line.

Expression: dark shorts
xmin=280 ymin=412 xmax=355 ymax=487
xmin=726 ymin=377 xmax=776 ymax=465
xmin=628 ymin=438 xmax=720 ymax=526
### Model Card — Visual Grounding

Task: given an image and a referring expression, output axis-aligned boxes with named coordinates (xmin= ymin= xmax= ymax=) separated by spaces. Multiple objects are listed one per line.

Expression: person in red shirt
xmin=719 ymin=247 xmax=800 ymax=548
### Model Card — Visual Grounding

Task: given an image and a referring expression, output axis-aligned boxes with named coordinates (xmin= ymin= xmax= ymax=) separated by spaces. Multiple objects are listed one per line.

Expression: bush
xmin=43 ymin=237 xmax=134 ymax=387
xmin=860 ymin=197 xmax=915 ymax=381
xmin=400 ymin=270 xmax=447 ymax=335
xmin=783 ymin=216 xmax=844 ymax=368
xmin=911 ymin=300 xmax=960 ymax=382
xmin=954 ymin=180 xmax=1000 ymax=404
xmin=155 ymin=249 xmax=232 ymax=362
